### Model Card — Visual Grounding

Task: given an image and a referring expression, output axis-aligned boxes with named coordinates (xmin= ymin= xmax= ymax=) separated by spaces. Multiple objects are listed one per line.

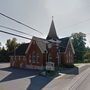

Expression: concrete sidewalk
xmin=65 ymin=68 xmax=90 ymax=90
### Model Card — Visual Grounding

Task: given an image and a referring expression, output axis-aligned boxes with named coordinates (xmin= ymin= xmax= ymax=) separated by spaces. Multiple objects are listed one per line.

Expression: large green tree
xmin=0 ymin=38 xmax=19 ymax=62
xmin=71 ymin=32 xmax=86 ymax=62
xmin=6 ymin=38 xmax=19 ymax=52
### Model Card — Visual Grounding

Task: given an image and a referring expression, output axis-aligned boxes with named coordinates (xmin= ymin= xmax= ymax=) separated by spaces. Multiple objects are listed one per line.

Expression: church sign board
xmin=46 ymin=62 xmax=55 ymax=71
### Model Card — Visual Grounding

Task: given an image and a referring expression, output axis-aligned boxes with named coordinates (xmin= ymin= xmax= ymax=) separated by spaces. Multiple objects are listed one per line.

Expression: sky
xmin=0 ymin=0 xmax=90 ymax=47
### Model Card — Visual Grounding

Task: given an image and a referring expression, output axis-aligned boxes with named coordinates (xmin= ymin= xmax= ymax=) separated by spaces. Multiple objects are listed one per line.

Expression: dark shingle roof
xmin=32 ymin=36 xmax=48 ymax=53
xmin=46 ymin=20 xmax=59 ymax=40
xmin=59 ymin=37 xmax=70 ymax=52
xmin=10 ymin=43 xmax=29 ymax=56
xmin=9 ymin=37 xmax=70 ymax=56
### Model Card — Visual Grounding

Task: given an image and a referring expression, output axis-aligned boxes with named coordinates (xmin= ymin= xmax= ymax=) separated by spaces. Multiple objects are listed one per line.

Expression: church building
xmin=10 ymin=20 xmax=75 ymax=70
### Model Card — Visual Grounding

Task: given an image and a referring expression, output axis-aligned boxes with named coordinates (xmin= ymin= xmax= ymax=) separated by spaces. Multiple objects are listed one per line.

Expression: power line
xmin=0 ymin=29 xmax=31 ymax=40
xmin=0 ymin=25 xmax=33 ymax=37
xmin=0 ymin=12 xmax=43 ymax=35
xmin=0 ymin=28 xmax=88 ymax=53
xmin=1 ymin=12 xmax=90 ymax=35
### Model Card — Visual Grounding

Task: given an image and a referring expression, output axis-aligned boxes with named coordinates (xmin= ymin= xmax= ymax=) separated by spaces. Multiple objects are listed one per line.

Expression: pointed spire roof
xmin=46 ymin=19 xmax=59 ymax=40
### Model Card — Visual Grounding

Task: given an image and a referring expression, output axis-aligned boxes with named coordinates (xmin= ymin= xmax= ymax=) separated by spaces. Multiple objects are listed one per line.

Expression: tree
xmin=6 ymin=38 xmax=19 ymax=52
xmin=84 ymin=52 xmax=90 ymax=61
xmin=0 ymin=38 xmax=19 ymax=62
xmin=85 ymin=46 xmax=90 ymax=51
xmin=0 ymin=46 xmax=9 ymax=62
xmin=71 ymin=32 xmax=86 ymax=62
xmin=84 ymin=47 xmax=90 ymax=62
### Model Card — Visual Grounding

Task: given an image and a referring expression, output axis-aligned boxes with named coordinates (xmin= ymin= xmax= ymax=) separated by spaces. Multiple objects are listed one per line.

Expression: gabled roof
xmin=60 ymin=37 xmax=75 ymax=54
xmin=33 ymin=36 xmax=48 ymax=53
xmin=9 ymin=37 xmax=74 ymax=56
xmin=46 ymin=20 xmax=59 ymax=40
xmin=33 ymin=37 xmax=71 ymax=53
xmin=59 ymin=37 xmax=70 ymax=52
xmin=10 ymin=43 xmax=29 ymax=56
xmin=26 ymin=36 xmax=48 ymax=54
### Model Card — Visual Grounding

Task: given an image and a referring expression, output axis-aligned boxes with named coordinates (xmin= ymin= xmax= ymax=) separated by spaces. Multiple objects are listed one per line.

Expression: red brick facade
xmin=10 ymin=38 xmax=74 ymax=69
xmin=61 ymin=41 xmax=74 ymax=65
xmin=10 ymin=20 xmax=75 ymax=70
xmin=26 ymin=41 xmax=44 ymax=69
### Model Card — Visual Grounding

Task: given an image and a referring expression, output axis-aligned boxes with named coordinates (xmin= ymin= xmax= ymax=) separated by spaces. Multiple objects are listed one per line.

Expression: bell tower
xmin=46 ymin=17 xmax=59 ymax=40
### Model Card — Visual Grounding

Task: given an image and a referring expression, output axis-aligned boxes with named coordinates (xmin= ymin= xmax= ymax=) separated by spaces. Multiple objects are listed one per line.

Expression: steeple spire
xmin=46 ymin=17 xmax=59 ymax=40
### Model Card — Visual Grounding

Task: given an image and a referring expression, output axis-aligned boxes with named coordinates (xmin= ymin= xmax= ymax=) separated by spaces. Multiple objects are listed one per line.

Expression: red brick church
xmin=10 ymin=20 xmax=75 ymax=70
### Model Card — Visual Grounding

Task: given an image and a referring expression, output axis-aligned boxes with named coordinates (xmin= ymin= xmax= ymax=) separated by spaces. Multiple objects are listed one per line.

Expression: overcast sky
xmin=0 ymin=0 xmax=90 ymax=47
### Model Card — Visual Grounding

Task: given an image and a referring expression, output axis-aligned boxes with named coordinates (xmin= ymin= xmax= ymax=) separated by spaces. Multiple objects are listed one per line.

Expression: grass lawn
xmin=74 ymin=63 xmax=90 ymax=68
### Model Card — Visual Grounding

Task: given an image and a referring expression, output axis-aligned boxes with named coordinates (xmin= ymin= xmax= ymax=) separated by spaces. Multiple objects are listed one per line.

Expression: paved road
xmin=0 ymin=63 xmax=90 ymax=90
xmin=76 ymin=72 xmax=90 ymax=90
xmin=0 ymin=63 xmax=74 ymax=90
xmin=0 ymin=63 xmax=52 ymax=90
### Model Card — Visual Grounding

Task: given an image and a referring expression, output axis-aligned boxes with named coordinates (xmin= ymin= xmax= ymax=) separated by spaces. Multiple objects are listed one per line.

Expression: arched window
xmin=31 ymin=51 xmax=36 ymax=63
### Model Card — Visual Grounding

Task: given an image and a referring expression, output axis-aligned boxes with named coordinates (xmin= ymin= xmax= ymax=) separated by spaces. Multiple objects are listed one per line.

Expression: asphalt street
xmin=0 ymin=63 xmax=90 ymax=90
